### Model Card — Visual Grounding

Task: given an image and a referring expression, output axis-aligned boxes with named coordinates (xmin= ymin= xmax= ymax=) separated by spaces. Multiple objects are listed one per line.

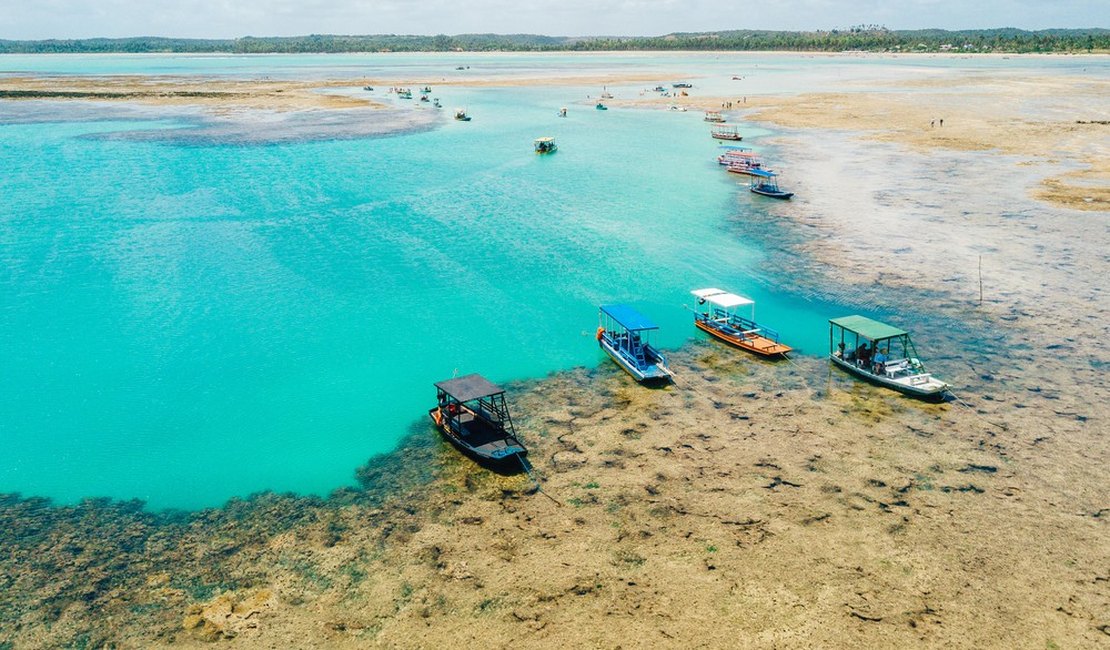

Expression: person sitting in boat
xmin=873 ymin=349 xmax=887 ymax=375
xmin=856 ymin=343 xmax=871 ymax=369
xmin=835 ymin=342 xmax=846 ymax=359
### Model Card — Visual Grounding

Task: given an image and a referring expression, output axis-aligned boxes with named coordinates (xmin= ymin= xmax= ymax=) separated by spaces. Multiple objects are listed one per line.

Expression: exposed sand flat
xmin=3 ymin=350 xmax=1104 ymax=648
xmin=0 ymin=75 xmax=385 ymax=111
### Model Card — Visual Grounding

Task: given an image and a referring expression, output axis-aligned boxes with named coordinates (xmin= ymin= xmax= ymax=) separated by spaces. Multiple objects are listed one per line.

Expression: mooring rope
xmin=519 ymin=454 xmax=562 ymax=507
xmin=946 ymin=388 xmax=1009 ymax=431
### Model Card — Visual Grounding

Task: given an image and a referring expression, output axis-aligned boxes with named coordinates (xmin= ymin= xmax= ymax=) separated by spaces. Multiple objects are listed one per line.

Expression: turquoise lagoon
xmin=2 ymin=53 xmax=1093 ymax=509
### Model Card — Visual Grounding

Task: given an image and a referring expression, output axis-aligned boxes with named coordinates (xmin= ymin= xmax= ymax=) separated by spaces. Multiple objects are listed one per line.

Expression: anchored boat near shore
xmin=711 ymin=124 xmax=742 ymax=140
xmin=690 ymin=288 xmax=791 ymax=357
xmin=597 ymin=304 xmax=673 ymax=384
xmin=430 ymin=374 xmax=528 ymax=468
xmin=748 ymin=169 xmax=794 ymax=199
xmin=829 ymin=315 xmax=949 ymax=401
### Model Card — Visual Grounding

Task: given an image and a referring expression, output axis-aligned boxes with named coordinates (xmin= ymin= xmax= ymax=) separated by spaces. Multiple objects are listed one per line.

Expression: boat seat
xmin=742 ymin=328 xmax=760 ymax=335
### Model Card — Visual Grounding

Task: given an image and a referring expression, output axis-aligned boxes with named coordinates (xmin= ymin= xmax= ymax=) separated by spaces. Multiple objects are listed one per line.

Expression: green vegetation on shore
xmin=1 ymin=27 xmax=1107 ymax=55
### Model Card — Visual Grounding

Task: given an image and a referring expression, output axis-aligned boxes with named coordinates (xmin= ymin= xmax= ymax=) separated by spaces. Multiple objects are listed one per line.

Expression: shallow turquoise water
xmin=2 ymin=53 xmax=1102 ymax=508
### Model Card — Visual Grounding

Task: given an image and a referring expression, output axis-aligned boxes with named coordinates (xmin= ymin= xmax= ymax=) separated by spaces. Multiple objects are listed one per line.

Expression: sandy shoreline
xmin=1 ymin=62 xmax=1107 ymax=648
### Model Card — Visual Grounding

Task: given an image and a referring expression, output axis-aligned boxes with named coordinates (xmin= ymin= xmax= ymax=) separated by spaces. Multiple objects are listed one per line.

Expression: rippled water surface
xmin=2 ymin=53 xmax=1102 ymax=507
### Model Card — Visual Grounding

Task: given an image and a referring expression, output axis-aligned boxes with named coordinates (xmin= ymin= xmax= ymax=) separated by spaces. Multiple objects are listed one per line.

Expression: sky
xmin=0 ymin=0 xmax=1106 ymax=40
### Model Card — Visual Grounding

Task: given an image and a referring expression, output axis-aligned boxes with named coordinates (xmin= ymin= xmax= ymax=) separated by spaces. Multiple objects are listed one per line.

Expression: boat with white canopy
xmin=690 ymin=288 xmax=791 ymax=357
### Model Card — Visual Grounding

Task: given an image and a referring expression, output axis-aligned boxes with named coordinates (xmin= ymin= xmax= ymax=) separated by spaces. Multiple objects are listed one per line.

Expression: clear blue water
xmin=1 ymin=53 xmax=1104 ymax=509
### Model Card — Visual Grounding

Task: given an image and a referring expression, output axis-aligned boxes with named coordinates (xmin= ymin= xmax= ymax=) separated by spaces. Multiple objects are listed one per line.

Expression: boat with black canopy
xmin=429 ymin=373 xmax=528 ymax=467
xmin=829 ymin=315 xmax=949 ymax=401
xmin=690 ymin=288 xmax=791 ymax=357
xmin=596 ymin=305 xmax=673 ymax=383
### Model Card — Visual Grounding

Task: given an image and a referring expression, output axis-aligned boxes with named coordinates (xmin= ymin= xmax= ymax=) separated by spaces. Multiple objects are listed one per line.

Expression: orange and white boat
xmin=690 ymin=288 xmax=792 ymax=357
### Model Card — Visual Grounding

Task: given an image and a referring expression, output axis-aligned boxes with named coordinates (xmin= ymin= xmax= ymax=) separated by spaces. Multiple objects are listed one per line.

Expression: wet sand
xmin=1 ymin=61 xmax=1107 ymax=648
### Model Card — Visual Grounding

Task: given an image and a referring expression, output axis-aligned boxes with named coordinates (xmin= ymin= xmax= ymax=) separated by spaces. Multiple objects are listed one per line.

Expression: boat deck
xmin=695 ymin=319 xmax=791 ymax=356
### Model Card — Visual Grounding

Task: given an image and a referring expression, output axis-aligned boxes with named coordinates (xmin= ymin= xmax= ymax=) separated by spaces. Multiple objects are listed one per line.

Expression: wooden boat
xmin=597 ymin=305 xmax=673 ymax=383
xmin=362 ymin=85 xmax=374 ymax=91
xmin=600 ymin=87 xmax=614 ymax=99
xmin=420 ymin=94 xmax=430 ymax=102
xmin=595 ymin=102 xmax=608 ymax=111
xmin=652 ymin=85 xmax=666 ymax=92
xmin=673 ymin=82 xmax=693 ymax=88
xmin=534 ymin=136 xmax=557 ymax=154
xmin=454 ymin=109 xmax=472 ymax=121
xmin=690 ymin=288 xmax=791 ymax=357
xmin=398 ymin=90 xmax=412 ymax=99
xmin=748 ymin=169 xmax=794 ymax=199
xmin=429 ymin=374 xmax=528 ymax=467
xmin=717 ymin=145 xmax=753 ymax=164
xmin=711 ymin=124 xmax=742 ymax=140
xmin=421 ymin=86 xmax=432 ymax=93
xmin=723 ymin=150 xmax=768 ymax=176
xmin=829 ymin=315 xmax=949 ymax=401
xmin=704 ymin=111 xmax=725 ymax=123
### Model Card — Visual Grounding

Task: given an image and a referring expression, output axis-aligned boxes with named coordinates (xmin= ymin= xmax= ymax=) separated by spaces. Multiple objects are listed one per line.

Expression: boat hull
xmin=750 ymin=187 xmax=793 ymax=199
xmin=598 ymin=338 xmax=672 ymax=384
xmin=429 ymin=408 xmax=528 ymax=468
xmin=695 ymin=319 xmax=791 ymax=357
xmin=829 ymin=355 xmax=948 ymax=401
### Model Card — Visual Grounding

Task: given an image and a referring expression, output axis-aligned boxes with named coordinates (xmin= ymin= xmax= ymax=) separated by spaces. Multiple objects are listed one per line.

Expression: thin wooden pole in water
xmin=979 ymin=255 xmax=984 ymax=305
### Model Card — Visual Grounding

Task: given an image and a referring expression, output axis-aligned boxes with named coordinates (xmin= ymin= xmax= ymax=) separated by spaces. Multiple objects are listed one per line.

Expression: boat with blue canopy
xmin=596 ymin=305 xmax=673 ymax=383
xmin=748 ymin=169 xmax=793 ymax=199
xmin=429 ymin=373 xmax=528 ymax=468
xmin=829 ymin=315 xmax=949 ymax=401
xmin=690 ymin=288 xmax=791 ymax=357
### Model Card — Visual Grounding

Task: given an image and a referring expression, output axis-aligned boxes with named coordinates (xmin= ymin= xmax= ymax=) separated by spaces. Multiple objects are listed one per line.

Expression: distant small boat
xmin=690 ymin=288 xmax=791 ymax=357
xmin=748 ymin=169 xmax=793 ymax=199
xmin=829 ymin=315 xmax=949 ymax=401
xmin=673 ymin=82 xmax=693 ymax=88
xmin=704 ymin=111 xmax=725 ymax=123
xmin=668 ymin=105 xmax=687 ymax=112
xmin=597 ymin=305 xmax=673 ymax=384
xmin=430 ymin=374 xmax=528 ymax=467
xmin=455 ymin=109 xmax=472 ymax=121
xmin=456 ymin=66 xmax=466 ymax=70
xmin=398 ymin=90 xmax=412 ymax=99
xmin=420 ymin=94 xmax=429 ymax=102
xmin=652 ymin=85 xmax=666 ymax=92
xmin=421 ymin=86 xmax=432 ymax=93
xmin=363 ymin=85 xmax=374 ymax=91
xmin=711 ymin=124 xmax=742 ymax=140
xmin=595 ymin=102 xmax=608 ymax=111
xmin=534 ymin=136 xmax=557 ymax=154
xmin=600 ymin=86 xmax=614 ymax=99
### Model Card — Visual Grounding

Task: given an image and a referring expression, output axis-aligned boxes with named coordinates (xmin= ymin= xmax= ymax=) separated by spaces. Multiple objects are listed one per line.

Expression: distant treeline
xmin=2 ymin=28 xmax=1108 ymax=54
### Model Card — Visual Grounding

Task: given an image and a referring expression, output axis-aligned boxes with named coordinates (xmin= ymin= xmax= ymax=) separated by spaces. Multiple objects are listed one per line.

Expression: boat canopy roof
xmin=718 ymin=145 xmax=752 ymax=150
xmin=691 ymin=288 xmax=754 ymax=309
xmin=747 ymin=168 xmax=777 ymax=178
xmin=829 ymin=315 xmax=907 ymax=341
xmin=600 ymin=304 xmax=659 ymax=331
xmin=534 ymin=136 xmax=555 ymax=143
xmin=435 ymin=373 xmax=504 ymax=402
